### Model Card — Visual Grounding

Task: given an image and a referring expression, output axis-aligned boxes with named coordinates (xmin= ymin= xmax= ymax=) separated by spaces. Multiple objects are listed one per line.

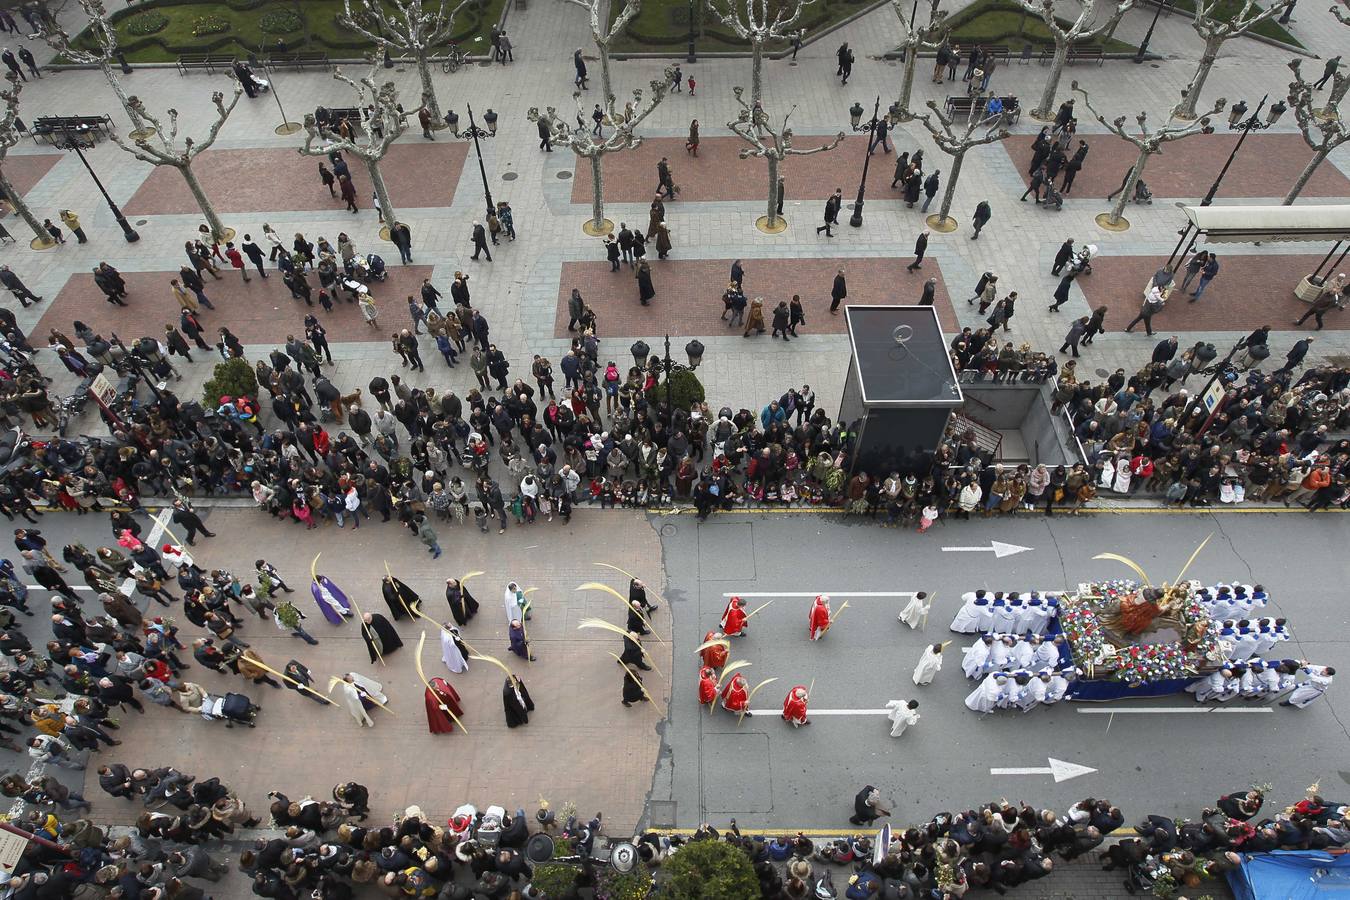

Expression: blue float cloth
xmin=1228 ymin=849 xmax=1350 ymax=900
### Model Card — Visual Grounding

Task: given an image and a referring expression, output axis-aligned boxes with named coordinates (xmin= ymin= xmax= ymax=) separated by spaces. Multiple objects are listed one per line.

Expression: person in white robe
xmin=962 ymin=637 xmax=993 ymax=679
xmin=885 ymin=699 xmax=920 ymax=737
xmin=974 ymin=596 xmax=996 ymax=632
xmin=1230 ymin=630 xmax=1258 ymax=661
xmin=1032 ymin=636 xmax=1063 ymax=670
xmin=1000 ymin=676 xmax=1029 ymax=709
xmin=1239 ymin=663 xmax=1263 ymax=698
xmin=912 ymin=643 xmax=944 ymax=685
xmin=985 ymin=636 xmax=1015 ymax=674
xmin=1189 ymin=669 xmax=1228 ymax=702
xmin=1018 ymin=673 xmax=1048 ymax=712
xmin=898 ymin=592 xmax=931 ymax=630
xmin=1044 ymin=669 xmax=1074 ymax=703
xmin=965 ymin=673 xmax=1007 ymax=713
xmin=337 ymin=672 xmax=386 ymax=727
xmin=1112 ymin=455 xmax=1131 ymax=493
xmin=1013 ymin=637 xmax=1037 ymax=669
xmin=504 ymin=582 xmax=527 ymax=626
xmin=440 ymin=624 xmax=469 ymax=674
xmin=1281 ymin=665 xmax=1335 ymax=709
xmin=990 ymin=600 xmax=1016 ymax=633
xmin=1255 ymin=661 xmax=1282 ymax=695
xmin=1217 ymin=669 xmax=1242 ymax=701
xmin=950 ymin=593 xmax=988 ymax=633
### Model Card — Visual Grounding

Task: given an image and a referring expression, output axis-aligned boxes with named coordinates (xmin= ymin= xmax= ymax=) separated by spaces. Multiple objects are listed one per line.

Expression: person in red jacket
xmin=782 ymin=685 xmax=810 ymax=726
xmin=808 ymin=595 xmax=831 ymax=641
xmin=721 ymin=596 xmax=747 ymax=637
xmin=721 ymin=672 xmax=749 ymax=715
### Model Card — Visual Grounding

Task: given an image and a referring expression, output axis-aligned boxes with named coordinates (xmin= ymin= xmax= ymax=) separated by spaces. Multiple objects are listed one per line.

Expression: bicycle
xmin=440 ymin=43 xmax=467 ymax=73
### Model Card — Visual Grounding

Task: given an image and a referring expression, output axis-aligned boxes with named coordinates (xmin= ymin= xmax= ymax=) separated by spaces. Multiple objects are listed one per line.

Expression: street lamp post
xmin=1133 ymin=0 xmax=1168 ymax=63
xmin=658 ymin=333 xmax=700 ymax=427
xmin=1166 ymin=94 xmax=1286 ymax=268
xmin=849 ymin=95 xmax=881 ymax=228
xmin=109 ymin=331 xmax=162 ymax=400
xmin=55 ymin=125 xmax=139 ymax=243
xmin=458 ymin=103 xmax=497 ymax=218
xmin=687 ymin=0 xmax=696 ymax=63
xmin=270 ymin=72 xmax=301 ymax=136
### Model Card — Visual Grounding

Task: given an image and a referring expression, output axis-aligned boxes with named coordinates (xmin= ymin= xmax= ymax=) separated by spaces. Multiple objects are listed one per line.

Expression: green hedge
xmin=124 ymin=11 xmax=168 ymax=35
xmin=608 ymin=0 xmax=869 ymax=53
xmin=944 ymin=0 xmax=1137 ymax=52
xmin=72 ymin=0 xmax=505 ymax=63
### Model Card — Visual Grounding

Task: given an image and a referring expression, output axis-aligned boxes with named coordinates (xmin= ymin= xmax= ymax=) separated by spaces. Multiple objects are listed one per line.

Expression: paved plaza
xmin=0 ymin=0 xmax=1348 ymax=894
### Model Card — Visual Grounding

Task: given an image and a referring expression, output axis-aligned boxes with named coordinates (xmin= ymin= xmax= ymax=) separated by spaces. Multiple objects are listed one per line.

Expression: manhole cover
xmin=556 ymin=171 xmax=572 ymax=179
xmin=660 ymin=523 xmax=677 ymax=536
xmin=502 ymin=172 xmax=518 ymax=181
xmin=789 ymin=61 xmax=798 ymax=67
xmin=135 ymin=220 xmax=147 ymax=226
xmin=1095 ymin=368 xmax=1110 ymax=378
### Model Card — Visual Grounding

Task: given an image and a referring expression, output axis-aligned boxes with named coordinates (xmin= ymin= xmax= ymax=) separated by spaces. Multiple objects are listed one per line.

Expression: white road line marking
xmin=746 ymin=708 xmax=893 ymax=716
xmin=941 ymin=541 xmax=1033 ymax=558
xmin=1076 ymin=707 xmax=1273 ymax=714
xmin=721 ymin=592 xmax=916 ymax=598
xmin=22 ymin=585 xmax=95 ymax=591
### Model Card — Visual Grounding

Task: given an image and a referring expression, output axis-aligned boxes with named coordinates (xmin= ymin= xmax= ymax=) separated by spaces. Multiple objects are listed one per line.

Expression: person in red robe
xmin=701 ymin=631 xmax=728 ymax=668
xmin=721 ymin=672 xmax=750 ymax=715
xmin=808 ymin=595 xmax=832 ymax=641
xmin=698 ymin=666 xmax=718 ymax=707
xmin=721 ymin=597 xmax=748 ymax=637
xmin=782 ymin=685 xmax=809 ymax=726
xmin=424 ymin=676 xmax=464 ymax=734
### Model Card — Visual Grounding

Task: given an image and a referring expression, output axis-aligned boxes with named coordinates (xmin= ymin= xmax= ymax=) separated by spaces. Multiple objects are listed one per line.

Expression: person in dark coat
xmin=829 ymin=268 xmax=847 ymax=314
xmin=920 ymin=278 xmax=937 ymax=305
xmin=446 ymin=578 xmax=480 ymax=625
xmin=381 ymin=576 xmax=420 ymax=621
xmin=1051 ymin=238 xmax=1075 ymax=275
xmin=636 ymin=261 xmax=655 ymax=305
xmin=1048 ymin=272 xmax=1075 ymax=311
xmin=971 ymin=200 xmax=992 ymax=239
xmin=502 ymin=675 xmax=534 ymax=727
xmin=907 ymin=231 xmax=928 ymax=272
xmin=360 ymin=612 xmax=403 ymax=663
xmin=621 ymin=669 xmax=648 ymax=707
xmin=771 ymin=301 xmax=792 ymax=341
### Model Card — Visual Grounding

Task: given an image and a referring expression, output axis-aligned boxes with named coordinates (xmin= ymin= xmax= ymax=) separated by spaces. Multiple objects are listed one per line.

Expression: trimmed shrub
xmin=663 ymin=840 xmax=758 ymax=900
xmin=125 ymin=11 xmax=169 ymax=34
xmin=202 ymin=358 xmax=258 ymax=406
xmin=646 ymin=368 xmax=705 ymax=411
xmin=259 ymin=8 xmax=302 ymax=33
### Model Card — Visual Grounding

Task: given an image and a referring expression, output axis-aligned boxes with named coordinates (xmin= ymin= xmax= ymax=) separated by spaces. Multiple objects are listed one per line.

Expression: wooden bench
xmin=30 ymin=115 xmax=112 ymax=146
xmin=981 ymin=44 xmax=1011 ymax=63
xmin=1068 ymin=46 xmax=1104 ymax=66
xmin=314 ymin=106 xmax=364 ymax=136
xmin=945 ymin=95 xmax=1020 ymax=124
xmin=176 ymin=53 xmax=233 ymax=75
xmin=945 ymin=95 xmax=977 ymax=119
xmin=268 ymin=51 xmax=331 ymax=72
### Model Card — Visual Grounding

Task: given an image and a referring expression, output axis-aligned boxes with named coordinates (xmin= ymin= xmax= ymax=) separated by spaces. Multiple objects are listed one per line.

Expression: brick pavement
xmin=0 ymin=152 xmax=63 ymax=201
xmin=79 ymin=508 xmax=670 ymax=831
xmin=1003 ymin=133 xmax=1350 ymax=200
xmin=122 ymin=143 xmax=469 ymax=216
xmin=1077 ymin=253 xmax=1343 ymax=333
xmin=36 ymin=264 xmax=436 ymax=346
xmin=572 ymin=135 xmax=907 ymax=204
xmin=555 ymin=257 xmax=956 ymax=338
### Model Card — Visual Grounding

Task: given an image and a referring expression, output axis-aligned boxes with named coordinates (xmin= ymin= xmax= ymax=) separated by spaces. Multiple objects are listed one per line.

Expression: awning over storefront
xmin=1182 ymin=204 xmax=1350 ymax=243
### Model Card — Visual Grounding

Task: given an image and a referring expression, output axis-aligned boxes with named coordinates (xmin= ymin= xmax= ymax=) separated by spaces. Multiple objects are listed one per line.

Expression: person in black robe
xmin=625 ymin=600 xmax=650 ymax=636
xmin=382 ymin=577 xmax=420 ymax=620
xmin=445 ymin=578 xmax=480 ymax=626
xmin=619 ymin=631 xmax=650 ymax=671
xmin=629 ymin=578 xmax=655 ymax=615
xmin=360 ymin=612 xmax=403 ymax=663
xmin=502 ymin=675 xmax=534 ymax=727
xmin=622 ymin=669 xmax=648 ymax=707
xmin=282 ymin=659 xmax=327 ymax=705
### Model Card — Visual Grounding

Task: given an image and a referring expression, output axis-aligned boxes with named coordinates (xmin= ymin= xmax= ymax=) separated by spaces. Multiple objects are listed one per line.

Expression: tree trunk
xmin=179 ymin=162 xmax=227 ymax=240
xmin=936 ymin=150 xmax=964 ymax=224
xmin=589 ymin=152 xmax=606 ymax=227
xmin=1108 ymin=146 xmax=1150 ymax=225
xmin=765 ymin=154 xmax=781 ymax=228
xmin=365 ymin=156 xmax=399 ymax=231
xmin=1320 ymin=74 xmax=1350 ymax=118
xmin=416 ymin=49 xmax=441 ymax=122
xmin=899 ymin=38 xmax=920 ymax=115
xmin=598 ymin=41 xmax=616 ymax=111
xmin=1176 ymin=38 xmax=1221 ymax=119
xmin=101 ymin=59 xmax=146 ymax=132
xmin=0 ymin=171 xmax=50 ymax=243
xmin=1034 ymin=42 xmax=1069 ymax=118
xmin=1284 ymin=147 xmax=1328 ymax=205
xmin=751 ymin=39 xmax=764 ymax=108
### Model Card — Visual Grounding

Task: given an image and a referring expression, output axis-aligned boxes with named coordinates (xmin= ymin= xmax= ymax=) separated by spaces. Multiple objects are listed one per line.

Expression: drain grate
xmin=502 ymin=172 xmax=518 ymax=181
xmin=556 ymin=170 xmax=572 ymax=179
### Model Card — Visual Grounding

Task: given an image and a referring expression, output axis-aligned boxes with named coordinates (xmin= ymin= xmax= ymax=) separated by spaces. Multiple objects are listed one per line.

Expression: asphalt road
xmin=651 ymin=510 xmax=1350 ymax=830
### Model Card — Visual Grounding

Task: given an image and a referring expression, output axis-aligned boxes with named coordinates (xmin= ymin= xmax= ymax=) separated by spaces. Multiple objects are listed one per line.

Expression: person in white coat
xmin=1018 ymin=672 xmax=1048 ymax=712
xmin=440 ymin=623 xmax=470 ymax=674
xmin=912 ymin=643 xmax=945 ymax=685
xmin=962 ymin=636 xmax=993 ymax=679
xmin=898 ymin=592 xmax=931 ymax=630
xmin=1281 ymin=664 xmax=1334 ymax=708
xmin=1187 ymin=668 xmax=1230 ymax=702
xmin=885 ymin=699 xmax=920 ymax=737
xmin=965 ymin=673 xmax=1007 ymax=713
xmin=337 ymin=672 xmax=386 ymax=727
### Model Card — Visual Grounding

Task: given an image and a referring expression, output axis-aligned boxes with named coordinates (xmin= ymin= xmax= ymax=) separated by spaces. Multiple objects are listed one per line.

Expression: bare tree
xmin=729 ymin=87 xmax=843 ymax=231
xmin=0 ymin=76 xmax=53 ymax=247
xmin=300 ymin=63 xmax=408 ymax=234
xmin=1333 ymin=4 xmax=1350 ymax=23
xmin=1073 ymin=83 xmax=1223 ymax=227
xmin=1284 ymin=59 xmax=1350 ymax=204
xmin=562 ymin=0 xmax=647 ymax=108
xmin=910 ymin=99 xmax=1009 ymax=229
xmin=110 ymin=85 xmax=243 ymax=241
xmin=1017 ymin=0 xmax=1134 ymax=119
xmin=528 ymin=74 xmax=673 ymax=234
xmin=706 ymin=0 xmax=815 ymax=106
xmin=340 ymin=0 xmax=470 ymax=125
xmin=37 ymin=0 xmax=151 ymax=136
xmin=1173 ymin=0 xmax=1293 ymax=119
xmin=892 ymin=0 xmax=949 ymax=117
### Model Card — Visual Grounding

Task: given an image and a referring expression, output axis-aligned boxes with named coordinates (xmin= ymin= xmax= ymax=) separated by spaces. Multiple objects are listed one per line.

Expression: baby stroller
xmin=1131 ymin=179 xmax=1153 ymax=204
xmin=364 ymin=253 xmax=388 ymax=282
xmin=1123 ymin=854 xmax=1169 ymax=894
xmin=206 ymin=692 xmax=259 ymax=728
xmin=476 ymin=805 xmax=505 ymax=848
xmin=1040 ymin=180 xmax=1064 ymax=211
xmin=1070 ymin=243 xmax=1097 ymax=277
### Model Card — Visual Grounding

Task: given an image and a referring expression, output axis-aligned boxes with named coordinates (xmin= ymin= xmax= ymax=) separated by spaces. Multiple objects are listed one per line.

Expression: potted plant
xmin=662 ymin=840 xmax=758 ymax=899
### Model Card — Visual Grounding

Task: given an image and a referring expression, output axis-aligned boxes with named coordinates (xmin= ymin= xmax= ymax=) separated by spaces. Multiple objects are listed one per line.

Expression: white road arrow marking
xmin=990 ymin=757 xmax=1097 ymax=783
xmin=941 ymin=540 xmax=1033 ymax=558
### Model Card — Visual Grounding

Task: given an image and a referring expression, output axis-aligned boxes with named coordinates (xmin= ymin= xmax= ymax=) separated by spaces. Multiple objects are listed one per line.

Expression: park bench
xmin=30 ymin=114 xmax=112 ymax=146
xmin=982 ymin=44 xmax=1011 ymax=63
xmin=268 ymin=51 xmax=331 ymax=72
xmin=314 ymin=106 xmax=364 ymax=137
xmin=944 ymin=95 xmax=1020 ymax=124
xmin=176 ymin=53 xmax=233 ymax=75
xmin=1068 ymin=46 xmax=1105 ymax=65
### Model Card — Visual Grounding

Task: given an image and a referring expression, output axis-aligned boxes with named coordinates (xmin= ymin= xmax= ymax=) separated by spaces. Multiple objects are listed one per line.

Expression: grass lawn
xmin=1162 ymin=0 xmax=1301 ymax=46
xmin=74 ymin=0 xmax=507 ymax=64
xmin=944 ymin=0 xmax=1137 ymax=51
xmin=605 ymin=0 xmax=877 ymax=54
